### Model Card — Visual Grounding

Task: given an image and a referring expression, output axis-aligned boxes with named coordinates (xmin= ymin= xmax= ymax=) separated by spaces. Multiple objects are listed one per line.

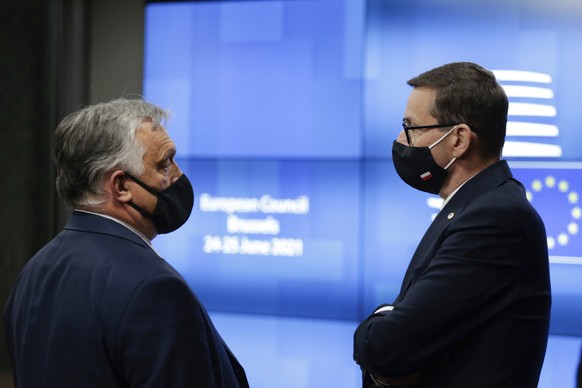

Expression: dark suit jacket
xmin=4 ymin=211 xmax=249 ymax=387
xmin=354 ymin=160 xmax=551 ymax=387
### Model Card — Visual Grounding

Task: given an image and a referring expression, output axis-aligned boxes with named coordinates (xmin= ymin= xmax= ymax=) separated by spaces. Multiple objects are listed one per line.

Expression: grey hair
xmin=54 ymin=98 xmax=169 ymax=208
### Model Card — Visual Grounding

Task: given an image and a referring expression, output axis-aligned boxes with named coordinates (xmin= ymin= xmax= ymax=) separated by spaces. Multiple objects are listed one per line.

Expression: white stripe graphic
xmin=502 ymin=141 xmax=562 ymax=157
xmin=506 ymin=122 xmax=559 ymax=137
xmin=502 ymin=85 xmax=554 ymax=99
xmin=493 ymin=70 xmax=552 ymax=83
xmin=550 ymin=256 xmax=582 ymax=265
xmin=508 ymin=102 xmax=557 ymax=117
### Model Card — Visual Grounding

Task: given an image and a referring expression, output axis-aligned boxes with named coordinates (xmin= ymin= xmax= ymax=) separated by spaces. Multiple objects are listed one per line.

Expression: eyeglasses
xmin=402 ymin=120 xmax=458 ymax=146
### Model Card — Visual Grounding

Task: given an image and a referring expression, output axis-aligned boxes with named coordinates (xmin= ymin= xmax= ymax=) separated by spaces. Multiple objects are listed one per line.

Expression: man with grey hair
xmin=4 ymin=98 xmax=249 ymax=387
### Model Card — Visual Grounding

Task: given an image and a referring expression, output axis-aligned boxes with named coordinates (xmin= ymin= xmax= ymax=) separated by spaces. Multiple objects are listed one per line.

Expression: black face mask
xmin=124 ymin=172 xmax=194 ymax=234
xmin=391 ymin=127 xmax=456 ymax=195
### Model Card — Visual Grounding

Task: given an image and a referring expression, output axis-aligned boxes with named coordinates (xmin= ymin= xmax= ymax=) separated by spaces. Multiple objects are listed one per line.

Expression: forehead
xmin=136 ymin=121 xmax=175 ymax=156
xmin=404 ymin=87 xmax=437 ymax=122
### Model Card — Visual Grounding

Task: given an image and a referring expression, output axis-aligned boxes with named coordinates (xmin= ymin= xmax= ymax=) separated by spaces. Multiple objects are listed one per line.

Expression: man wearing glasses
xmin=353 ymin=62 xmax=551 ymax=387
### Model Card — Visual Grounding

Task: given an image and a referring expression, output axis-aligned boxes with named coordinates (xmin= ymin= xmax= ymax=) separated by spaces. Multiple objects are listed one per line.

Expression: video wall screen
xmin=145 ymin=0 xmax=582 ymax=335
xmin=154 ymin=159 xmax=360 ymax=320
xmin=364 ymin=0 xmax=582 ymax=160
xmin=512 ymin=163 xmax=582 ymax=336
xmin=144 ymin=0 xmax=365 ymax=159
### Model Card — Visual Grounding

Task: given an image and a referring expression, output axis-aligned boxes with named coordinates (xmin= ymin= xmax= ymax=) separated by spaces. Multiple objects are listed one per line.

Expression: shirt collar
xmin=441 ymin=173 xmax=478 ymax=209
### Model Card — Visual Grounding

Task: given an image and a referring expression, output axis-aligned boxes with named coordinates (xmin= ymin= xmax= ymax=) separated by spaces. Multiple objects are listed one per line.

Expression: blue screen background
xmin=144 ymin=0 xmax=582 ymax=386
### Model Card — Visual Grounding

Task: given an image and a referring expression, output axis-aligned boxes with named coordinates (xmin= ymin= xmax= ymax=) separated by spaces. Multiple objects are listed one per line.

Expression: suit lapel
xmin=397 ymin=203 xmax=455 ymax=300
xmin=395 ymin=160 xmax=514 ymax=301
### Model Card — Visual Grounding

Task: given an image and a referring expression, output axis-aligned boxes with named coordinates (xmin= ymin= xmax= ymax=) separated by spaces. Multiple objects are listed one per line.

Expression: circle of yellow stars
xmin=526 ymin=176 xmax=580 ymax=249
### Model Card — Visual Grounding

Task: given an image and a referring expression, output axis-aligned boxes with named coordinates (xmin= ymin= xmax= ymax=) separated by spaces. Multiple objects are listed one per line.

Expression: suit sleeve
xmin=354 ymin=196 xmax=542 ymax=378
xmin=117 ymin=274 xmax=220 ymax=387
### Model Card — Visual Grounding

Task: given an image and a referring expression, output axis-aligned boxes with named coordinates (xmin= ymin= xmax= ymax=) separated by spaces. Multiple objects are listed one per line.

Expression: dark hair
xmin=407 ymin=62 xmax=508 ymax=159
xmin=54 ymin=98 xmax=169 ymax=208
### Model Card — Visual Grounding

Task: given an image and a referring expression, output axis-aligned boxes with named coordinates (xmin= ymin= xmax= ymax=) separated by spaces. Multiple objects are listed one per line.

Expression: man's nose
xmin=396 ymin=129 xmax=408 ymax=145
xmin=171 ymin=162 xmax=184 ymax=184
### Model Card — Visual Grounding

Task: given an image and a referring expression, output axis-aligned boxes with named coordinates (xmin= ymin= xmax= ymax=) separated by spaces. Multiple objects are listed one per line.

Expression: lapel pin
xmin=447 ymin=212 xmax=455 ymax=220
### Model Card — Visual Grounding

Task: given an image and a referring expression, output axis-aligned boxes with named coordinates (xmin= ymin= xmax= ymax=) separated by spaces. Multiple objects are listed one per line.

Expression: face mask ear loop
xmin=123 ymin=171 xmax=160 ymax=196
xmin=428 ymin=125 xmax=457 ymax=150
xmin=444 ymin=157 xmax=456 ymax=170
xmin=123 ymin=171 xmax=158 ymax=219
xmin=127 ymin=201 xmax=152 ymax=218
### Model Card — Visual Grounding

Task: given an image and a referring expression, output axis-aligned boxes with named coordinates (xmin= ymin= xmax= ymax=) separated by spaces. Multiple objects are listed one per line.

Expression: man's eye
xmin=160 ymin=162 xmax=170 ymax=174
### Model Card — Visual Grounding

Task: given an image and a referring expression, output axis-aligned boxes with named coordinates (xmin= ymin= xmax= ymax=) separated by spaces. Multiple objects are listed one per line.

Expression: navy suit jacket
xmin=354 ymin=160 xmax=551 ymax=387
xmin=4 ymin=211 xmax=249 ymax=387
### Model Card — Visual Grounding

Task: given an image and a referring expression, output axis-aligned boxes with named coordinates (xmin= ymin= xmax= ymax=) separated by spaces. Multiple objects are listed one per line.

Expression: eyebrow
xmin=156 ymin=145 xmax=176 ymax=165
xmin=164 ymin=147 xmax=176 ymax=161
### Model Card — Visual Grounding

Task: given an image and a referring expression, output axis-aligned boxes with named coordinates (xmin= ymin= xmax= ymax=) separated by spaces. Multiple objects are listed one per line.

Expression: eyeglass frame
xmin=402 ymin=120 xmax=458 ymax=146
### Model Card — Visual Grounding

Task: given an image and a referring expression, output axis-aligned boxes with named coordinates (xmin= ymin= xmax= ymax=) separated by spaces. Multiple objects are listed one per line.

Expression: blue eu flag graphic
xmin=512 ymin=166 xmax=582 ymax=261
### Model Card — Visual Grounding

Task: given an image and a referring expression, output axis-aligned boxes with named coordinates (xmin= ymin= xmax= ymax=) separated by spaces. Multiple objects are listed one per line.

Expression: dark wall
xmin=0 ymin=0 xmax=62 ymax=370
xmin=89 ymin=0 xmax=145 ymax=103
xmin=0 ymin=0 xmax=144 ymax=372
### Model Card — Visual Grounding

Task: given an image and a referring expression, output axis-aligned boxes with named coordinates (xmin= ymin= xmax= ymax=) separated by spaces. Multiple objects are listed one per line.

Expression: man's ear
xmin=452 ymin=124 xmax=474 ymax=159
xmin=109 ymin=170 xmax=132 ymax=203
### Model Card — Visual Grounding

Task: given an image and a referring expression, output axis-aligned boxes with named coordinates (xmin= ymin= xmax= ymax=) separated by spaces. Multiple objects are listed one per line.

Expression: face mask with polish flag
xmin=391 ymin=126 xmax=457 ymax=195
